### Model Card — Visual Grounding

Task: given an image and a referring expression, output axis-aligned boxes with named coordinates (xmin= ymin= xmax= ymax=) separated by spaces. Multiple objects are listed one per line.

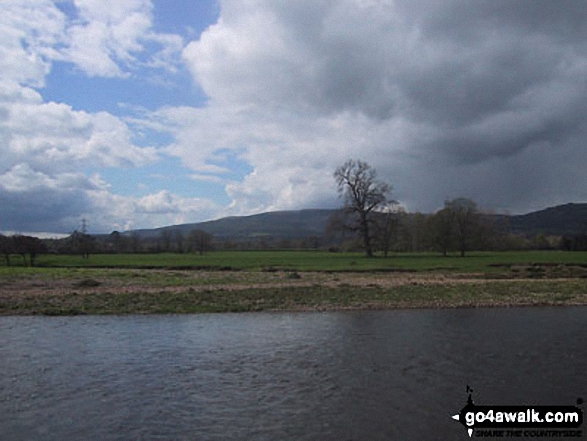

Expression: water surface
xmin=1 ymin=307 xmax=585 ymax=440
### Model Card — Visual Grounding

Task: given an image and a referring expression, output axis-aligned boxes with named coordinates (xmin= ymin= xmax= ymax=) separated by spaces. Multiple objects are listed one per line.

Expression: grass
xmin=2 ymin=280 xmax=586 ymax=316
xmin=1 ymin=250 xmax=586 ymax=315
xmin=24 ymin=250 xmax=587 ymax=273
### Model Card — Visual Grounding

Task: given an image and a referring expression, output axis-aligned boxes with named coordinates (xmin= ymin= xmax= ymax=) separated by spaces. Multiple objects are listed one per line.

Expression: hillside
xmin=131 ymin=209 xmax=338 ymax=241
xmin=507 ymin=203 xmax=587 ymax=236
xmin=128 ymin=203 xmax=587 ymax=241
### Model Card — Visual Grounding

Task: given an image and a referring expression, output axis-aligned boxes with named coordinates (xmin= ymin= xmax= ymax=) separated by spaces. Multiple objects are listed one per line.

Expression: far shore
xmin=1 ymin=267 xmax=585 ymax=316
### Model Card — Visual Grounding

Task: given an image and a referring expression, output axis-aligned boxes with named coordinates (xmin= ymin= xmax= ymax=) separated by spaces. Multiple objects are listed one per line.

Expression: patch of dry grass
xmin=1 ymin=267 xmax=586 ymax=315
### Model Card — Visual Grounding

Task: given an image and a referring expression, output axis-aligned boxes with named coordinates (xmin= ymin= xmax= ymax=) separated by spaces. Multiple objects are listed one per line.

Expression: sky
xmin=2 ymin=0 xmax=587 ymax=235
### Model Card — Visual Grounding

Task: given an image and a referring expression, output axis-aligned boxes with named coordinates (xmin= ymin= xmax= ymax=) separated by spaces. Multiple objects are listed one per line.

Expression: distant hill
xmin=127 ymin=203 xmax=587 ymax=241
xmin=130 ymin=209 xmax=338 ymax=241
xmin=506 ymin=203 xmax=587 ymax=236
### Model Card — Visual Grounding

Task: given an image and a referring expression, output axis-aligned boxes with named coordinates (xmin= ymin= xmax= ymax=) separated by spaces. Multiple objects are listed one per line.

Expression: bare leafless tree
xmin=334 ymin=159 xmax=392 ymax=257
xmin=7 ymin=235 xmax=46 ymax=267
xmin=375 ymin=201 xmax=403 ymax=258
xmin=445 ymin=198 xmax=480 ymax=257
xmin=0 ymin=234 xmax=13 ymax=266
xmin=188 ymin=229 xmax=213 ymax=255
xmin=428 ymin=207 xmax=454 ymax=256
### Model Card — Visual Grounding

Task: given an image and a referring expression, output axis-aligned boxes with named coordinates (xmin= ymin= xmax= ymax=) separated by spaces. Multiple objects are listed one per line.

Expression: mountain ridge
xmin=125 ymin=203 xmax=587 ymax=241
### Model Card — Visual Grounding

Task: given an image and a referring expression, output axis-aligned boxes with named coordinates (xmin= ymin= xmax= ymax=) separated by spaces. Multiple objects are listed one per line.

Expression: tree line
xmin=0 ymin=234 xmax=47 ymax=267
xmin=331 ymin=159 xmax=574 ymax=257
xmin=333 ymin=159 xmax=493 ymax=257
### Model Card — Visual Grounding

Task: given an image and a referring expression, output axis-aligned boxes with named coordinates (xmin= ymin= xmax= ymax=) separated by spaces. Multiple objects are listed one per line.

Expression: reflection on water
xmin=1 ymin=307 xmax=585 ymax=440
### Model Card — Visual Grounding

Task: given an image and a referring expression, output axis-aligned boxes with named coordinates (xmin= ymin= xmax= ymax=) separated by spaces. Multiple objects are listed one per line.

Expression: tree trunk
xmin=361 ymin=213 xmax=373 ymax=257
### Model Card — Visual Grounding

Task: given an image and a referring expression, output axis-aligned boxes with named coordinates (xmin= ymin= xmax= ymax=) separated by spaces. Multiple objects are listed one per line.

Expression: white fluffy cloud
xmin=63 ymin=0 xmax=183 ymax=77
xmin=0 ymin=0 xmax=183 ymax=81
xmin=0 ymin=0 xmax=66 ymax=87
xmin=0 ymin=0 xmax=214 ymax=233
xmin=0 ymin=82 xmax=157 ymax=174
xmin=87 ymin=188 xmax=222 ymax=233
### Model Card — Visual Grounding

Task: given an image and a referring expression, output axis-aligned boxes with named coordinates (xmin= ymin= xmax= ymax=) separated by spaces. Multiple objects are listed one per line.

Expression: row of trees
xmin=0 ymin=231 xmax=101 ymax=266
xmin=103 ymin=229 xmax=213 ymax=255
xmin=334 ymin=159 xmax=499 ymax=257
xmin=90 ymin=230 xmax=325 ymax=254
xmin=326 ymin=202 xmax=508 ymax=256
xmin=154 ymin=229 xmax=213 ymax=255
xmin=0 ymin=234 xmax=47 ymax=266
xmin=0 ymin=228 xmax=215 ymax=265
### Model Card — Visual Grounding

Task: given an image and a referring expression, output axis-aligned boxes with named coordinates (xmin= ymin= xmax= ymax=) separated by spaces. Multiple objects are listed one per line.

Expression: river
xmin=1 ymin=307 xmax=585 ymax=440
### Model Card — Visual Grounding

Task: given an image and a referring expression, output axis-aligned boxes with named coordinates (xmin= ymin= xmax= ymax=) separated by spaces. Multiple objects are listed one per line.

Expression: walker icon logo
xmin=451 ymin=386 xmax=584 ymax=438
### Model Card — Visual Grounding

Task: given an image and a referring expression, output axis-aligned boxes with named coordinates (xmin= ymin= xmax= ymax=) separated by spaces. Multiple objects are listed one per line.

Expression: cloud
xmin=190 ymin=174 xmax=225 ymax=184
xmin=0 ymin=165 xmax=223 ymax=233
xmin=0 ymin=1 xmax=208 ymax=233
xmin=0 ymin=0 xmax=66 ymax=87
xmin=192 ymin=164 xmax=231 ymax=174
xmin=92 ymin=189 xmax=222 ymax=232
xmin=0 ymin=83 xmax=157 ymax=174
xmin=61 ymin=0 xmax=184 ymax=77
xmin=0 ymin=164 xmax=96 ymax=232
xmin=163 ymin=0 xmax=587 ymax=214
xmin=4 ymin=0 xmax=587 ymax=234
xmin=1 ymin=0 xmax=184 ymax=80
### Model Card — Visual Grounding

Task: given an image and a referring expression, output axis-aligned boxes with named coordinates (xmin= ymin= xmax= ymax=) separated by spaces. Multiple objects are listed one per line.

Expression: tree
xmin=159 ymin=229 xmax=172 ymax=252
xmin=22 ymin=236 xmax=46 ymax=267
xmin=187 ymin=229 xmax=213 ymax=255
xmin=325 ymin=209 xmax=350 ymax=249
xmin=334 ymin=159 xmax=392 ymax=257
xmin=445 ymin=198 xmax=480 ymax=257
xmin=6 ymin=235 xmax=46 ymax=267
xmin=174 ymin=230 xmax=185 ymax=253
xmin=11 ymin=235 xmax=29 ymax=266
xmin=109 ymin=231 xmax=125 ymax=253
xmin=129 ymin=233 xmax=142 ymax=253
xmin=67 ymin=231 xmax=96 ymax=259
xmin=407 ymin=212 xmax=427 ymax=252
xmin=374 ymin=201 xmax=403 ymax=258
xmin=0 ymin=234 xmax=12 ymax=266
xmin=428 ymin=207 xmax=454 ymax=256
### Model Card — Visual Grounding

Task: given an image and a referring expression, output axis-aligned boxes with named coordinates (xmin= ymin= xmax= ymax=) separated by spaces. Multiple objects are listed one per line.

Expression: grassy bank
xmin=2 ymin=279 xmax=586 ymax=316
xmin=1 ymin=260 xmax=586 ymax=315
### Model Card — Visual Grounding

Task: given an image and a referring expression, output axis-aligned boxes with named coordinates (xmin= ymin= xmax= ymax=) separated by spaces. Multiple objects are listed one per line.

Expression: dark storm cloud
xmin=264 ymin=0 xmax=587 ymax=132
xmin=398 ymin=42 xmax=562 ymax=127
xmin=373 ymin=0 xmax=587 ymax=210
xmin=0 ymin=186 xmax=91 ymax=233
xmin=0 ymin=165 xmax=96 ymax=233
xmin=392 ymin=0 xmax=587 ymax=127
xmin=428 ymin=87 xmax=587 ymax=164
xmin=416 ymin=0 xmax=587 ymax=45
xmin=181 ymin=0 xmax=587 ymax=214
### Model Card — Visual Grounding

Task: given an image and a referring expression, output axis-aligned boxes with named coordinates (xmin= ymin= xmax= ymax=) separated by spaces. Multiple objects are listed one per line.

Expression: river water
xmin=1 ymin=307 xmax=585 ymax=440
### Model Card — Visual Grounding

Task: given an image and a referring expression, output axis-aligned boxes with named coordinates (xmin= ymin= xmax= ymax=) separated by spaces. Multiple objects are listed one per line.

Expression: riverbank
xmin=1 ymin=268 xmax=586 ymax=315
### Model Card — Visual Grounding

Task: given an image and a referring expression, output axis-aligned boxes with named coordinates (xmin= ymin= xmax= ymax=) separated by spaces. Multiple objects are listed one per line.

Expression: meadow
xmin=24 ymin=249 xmax=587 ymax=273
xmin=1 ymin=250 xmax=586 ymax=315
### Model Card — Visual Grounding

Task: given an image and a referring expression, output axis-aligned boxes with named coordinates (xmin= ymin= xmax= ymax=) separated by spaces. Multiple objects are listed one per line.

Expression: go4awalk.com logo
xmin=451 ymin=386 xmax=584 ymax=438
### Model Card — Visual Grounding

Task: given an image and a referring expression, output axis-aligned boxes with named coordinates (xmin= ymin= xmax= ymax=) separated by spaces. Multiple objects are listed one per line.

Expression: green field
xmin=19 ymin=250 xmax=587 ymax=273
xmin=1 ymin=251 xmax=586 ymax=315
